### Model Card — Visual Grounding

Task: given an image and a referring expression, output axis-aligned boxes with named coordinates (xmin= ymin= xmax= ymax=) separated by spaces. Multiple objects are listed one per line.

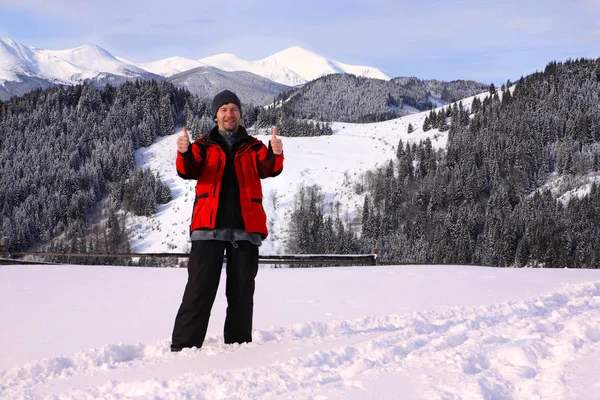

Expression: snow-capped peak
xmin=137 ymin=56 xmax=207 ymax=77
xmin=0 ymin=37 xmax=40 ymax=81
xmin=260 ymin=45 xmax=325 ymax=68
xmin=39 ymin=44 xmax=117 ymax=67
xmin=198 ymin=51 xmax=305 ymax=87
xmin=259 ymin=45 xmax=391 ymax=83
xmin=38 ymin=44 xmax=148 ymax=77
xmin=0 ymin=37 xmax=152 ymax=88
xmin=200 ymin=52 xmax=246 ymax=69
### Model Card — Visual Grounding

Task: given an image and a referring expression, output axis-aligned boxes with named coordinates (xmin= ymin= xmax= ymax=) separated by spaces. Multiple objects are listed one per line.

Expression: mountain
xmin=38 ymin=44 xmax=150 ymax=77
xmin=0 ymin=37 xmax=161 ymax=100
xmin=422 ymin=78 xmax=493 ymax=103
xmin=1 ymin=37 xmax=80 ymax=83
xmin=259 ymin=46 xmax=391 ymax=82
xmin=167 ymin=66 xmax=291 ymax=105
xmin=0 ymin=74 xmax=57 ymax=100
xmin=1 ymin=38 xmax=394 ymax=101
xmin=201 ymin=46 xmax=391 ymax=86
xmin=269 ymin=74 xmax=489 ymax=123
xmin=200 ymin=51 xmax=306 ymax=87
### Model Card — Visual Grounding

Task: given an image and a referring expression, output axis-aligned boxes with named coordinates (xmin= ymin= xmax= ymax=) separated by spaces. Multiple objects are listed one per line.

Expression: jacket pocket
xmin=191 ymin=192 xmax=210 ymax=229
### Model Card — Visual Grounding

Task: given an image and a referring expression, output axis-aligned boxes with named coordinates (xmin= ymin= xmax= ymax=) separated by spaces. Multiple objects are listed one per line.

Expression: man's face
xmin=215 ymin=103 xmax=241 ymax=132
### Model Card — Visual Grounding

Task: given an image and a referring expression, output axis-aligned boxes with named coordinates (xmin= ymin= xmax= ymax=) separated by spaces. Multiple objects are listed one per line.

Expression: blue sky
xmin=1 ymin=0 xmax=599 ymax=84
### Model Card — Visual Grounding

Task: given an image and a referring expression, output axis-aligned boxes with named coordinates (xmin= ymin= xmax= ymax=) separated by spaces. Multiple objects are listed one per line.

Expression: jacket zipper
xmin=211 ymin=156 xmax=222 ymax=226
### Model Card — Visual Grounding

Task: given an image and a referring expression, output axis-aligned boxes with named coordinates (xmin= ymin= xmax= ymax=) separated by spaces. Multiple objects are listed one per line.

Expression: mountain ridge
xmin=166 ymin=66 xmax=291 ymax=106
xmin=0 ymin=37 xmax=393 ymax=100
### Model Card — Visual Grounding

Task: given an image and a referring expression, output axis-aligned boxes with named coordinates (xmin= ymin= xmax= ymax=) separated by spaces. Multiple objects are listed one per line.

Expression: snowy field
xmin=2 ymin=264 xmax=600 ymax=399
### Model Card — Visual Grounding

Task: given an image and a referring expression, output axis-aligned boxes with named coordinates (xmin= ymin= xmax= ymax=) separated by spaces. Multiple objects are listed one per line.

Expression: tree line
xmin=0 ymin=80 xmax=199 ymax=254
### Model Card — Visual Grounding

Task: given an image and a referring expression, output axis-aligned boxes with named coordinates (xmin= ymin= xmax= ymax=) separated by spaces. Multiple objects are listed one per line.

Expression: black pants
xmin=171 ymin=240 xmax=259 ymax=349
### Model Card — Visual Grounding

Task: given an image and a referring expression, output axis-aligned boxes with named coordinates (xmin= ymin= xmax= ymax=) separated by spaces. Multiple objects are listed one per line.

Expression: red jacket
xmin=176 ymin=127 xmax=283 ymax=238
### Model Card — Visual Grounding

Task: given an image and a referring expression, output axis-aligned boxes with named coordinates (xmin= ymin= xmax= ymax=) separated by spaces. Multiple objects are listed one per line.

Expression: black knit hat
xmin=211 ymin=90 xmax=241 ymax=119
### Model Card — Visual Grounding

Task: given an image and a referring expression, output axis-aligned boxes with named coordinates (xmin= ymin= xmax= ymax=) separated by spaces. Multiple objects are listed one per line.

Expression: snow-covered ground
xmin=2 ymin=264 xmax=600 ymax=399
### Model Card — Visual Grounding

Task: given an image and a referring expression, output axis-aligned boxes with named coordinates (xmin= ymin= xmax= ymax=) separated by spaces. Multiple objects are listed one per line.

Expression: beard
xmin=221 ymin=118 xmax=239 ymax=133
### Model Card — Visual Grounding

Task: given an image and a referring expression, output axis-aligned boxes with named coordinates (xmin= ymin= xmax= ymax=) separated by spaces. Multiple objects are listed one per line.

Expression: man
xmin=171 ymin=90 xmax=283 ymax=351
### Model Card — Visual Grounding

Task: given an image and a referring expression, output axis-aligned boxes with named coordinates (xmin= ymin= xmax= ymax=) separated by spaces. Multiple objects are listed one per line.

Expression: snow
xmin=1 ymin=264 xmax=600 ymax=399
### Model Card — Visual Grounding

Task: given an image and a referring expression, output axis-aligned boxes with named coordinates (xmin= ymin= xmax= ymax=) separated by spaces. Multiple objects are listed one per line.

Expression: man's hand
xmin=177 ymin=127 xmax=190 ymax=153
xmin=270 ymin=127 xmax=283 ymax=155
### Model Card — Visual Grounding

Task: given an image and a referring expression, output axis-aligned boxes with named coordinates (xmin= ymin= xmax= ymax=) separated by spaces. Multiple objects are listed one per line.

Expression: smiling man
xmin=171 ymin=90 xmax=284 ymax=352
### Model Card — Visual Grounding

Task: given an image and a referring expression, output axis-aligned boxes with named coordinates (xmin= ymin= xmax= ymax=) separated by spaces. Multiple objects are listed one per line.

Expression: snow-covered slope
xmin=0 ymin=37 xmax=83 ymax=83
xmin=129 ymin=92 xmax=487 ymax=255
xmin=38 ymin=44 xmax=149 ymax=78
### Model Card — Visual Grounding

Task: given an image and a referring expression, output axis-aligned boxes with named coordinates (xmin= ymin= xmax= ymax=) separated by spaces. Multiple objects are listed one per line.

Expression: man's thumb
xmin=182 ymin=127 xmax=188 ymax=136
xmin=272 ymin=127 xmax=277 ymax=138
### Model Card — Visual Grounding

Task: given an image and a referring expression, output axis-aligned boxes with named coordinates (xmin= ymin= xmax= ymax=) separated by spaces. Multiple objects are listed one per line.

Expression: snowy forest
xmin=2 ymin=58 xmax=600 ymax=268
xmin=287 ymin=59 xmax=600 ymax=268
xmin=270 ymin=74 xmax=488 ymax=123
xmin=0 ymin=81 xmax=187 ymax=256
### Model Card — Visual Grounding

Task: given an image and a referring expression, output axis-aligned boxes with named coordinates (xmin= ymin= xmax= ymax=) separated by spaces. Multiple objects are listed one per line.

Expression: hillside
xmin=127 ymin=92 xmax=482 ymax=255
xmin=271 ymin=74 xmax=488 ymax=123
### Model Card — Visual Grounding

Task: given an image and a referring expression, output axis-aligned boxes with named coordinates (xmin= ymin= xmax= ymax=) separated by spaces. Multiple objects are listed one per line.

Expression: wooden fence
xmin=0 ymin=248 xmax=377 ymax=267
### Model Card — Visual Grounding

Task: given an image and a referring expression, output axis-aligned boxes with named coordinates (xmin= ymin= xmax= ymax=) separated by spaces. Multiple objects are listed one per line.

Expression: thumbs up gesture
xmin=270 ymin=127 xmax=283 ymax=155
xmin=177 ymin=127 xmax=190 ymax=153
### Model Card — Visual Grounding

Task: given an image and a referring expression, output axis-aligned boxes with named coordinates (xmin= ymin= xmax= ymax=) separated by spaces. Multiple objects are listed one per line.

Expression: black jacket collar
xmin=206 ymin=125 xmax=253 ymax=153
